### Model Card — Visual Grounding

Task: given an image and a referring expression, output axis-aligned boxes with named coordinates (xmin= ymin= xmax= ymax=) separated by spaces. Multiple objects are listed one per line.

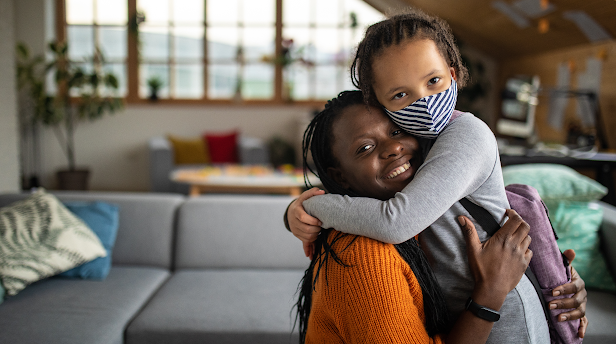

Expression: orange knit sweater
xmin=306 ymin=231 xmax=445 ymax=344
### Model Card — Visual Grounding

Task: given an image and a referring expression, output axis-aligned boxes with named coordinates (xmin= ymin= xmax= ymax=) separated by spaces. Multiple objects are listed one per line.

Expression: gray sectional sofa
xmin=0 ymin=191 xmax=614 ymax=344
xmin=0 ymin=191 xmax=306 ymax=344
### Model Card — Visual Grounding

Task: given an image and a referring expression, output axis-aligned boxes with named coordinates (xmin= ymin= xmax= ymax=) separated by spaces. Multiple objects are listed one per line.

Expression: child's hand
xmin=550 ymin=249 xmax=589 ymax=338
xmin=287 ymin=187 xmax=325 ymax=259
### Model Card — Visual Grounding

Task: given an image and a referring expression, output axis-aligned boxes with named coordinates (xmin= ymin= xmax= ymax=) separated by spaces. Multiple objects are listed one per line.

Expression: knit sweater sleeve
xmin=303 ymin=113 xmax=499 ymax=244
xmin=332 ymin=236 xmax=444 ymax=344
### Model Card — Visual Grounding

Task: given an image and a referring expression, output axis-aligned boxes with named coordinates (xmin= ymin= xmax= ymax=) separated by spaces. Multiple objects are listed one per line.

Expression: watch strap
xmin=465 ymin=297 xmax=500 ymax=322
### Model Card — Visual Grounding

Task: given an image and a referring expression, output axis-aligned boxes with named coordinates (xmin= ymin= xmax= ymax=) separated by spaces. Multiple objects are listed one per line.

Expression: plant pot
xmin=57 ymin=169 xmax=90 ymax=190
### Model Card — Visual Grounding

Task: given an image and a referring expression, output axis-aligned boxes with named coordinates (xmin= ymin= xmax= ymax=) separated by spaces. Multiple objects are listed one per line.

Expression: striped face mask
xmin=384 ymin=78 xmax=458 ymax=138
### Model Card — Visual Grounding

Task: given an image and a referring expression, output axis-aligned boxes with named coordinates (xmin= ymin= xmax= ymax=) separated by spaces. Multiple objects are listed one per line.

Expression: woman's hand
xmin=287 ymin=187 xmax=325 ymax=259
xmin=550 ymin=249 xmax=588 ymax=338
xmin=459 ymin=209 xmax=533 ymax=310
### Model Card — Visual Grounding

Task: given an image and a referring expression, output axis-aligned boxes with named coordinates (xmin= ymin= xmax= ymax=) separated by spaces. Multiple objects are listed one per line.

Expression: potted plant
xmin=17 ymin=41 xmax=123 ymax=190
xmin=147 ymin=75 xmax=163 ymax=101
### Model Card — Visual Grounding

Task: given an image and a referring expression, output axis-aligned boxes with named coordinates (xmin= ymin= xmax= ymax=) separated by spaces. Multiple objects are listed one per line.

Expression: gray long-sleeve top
xmin=303 ymin=112 xmax=550 ymax=344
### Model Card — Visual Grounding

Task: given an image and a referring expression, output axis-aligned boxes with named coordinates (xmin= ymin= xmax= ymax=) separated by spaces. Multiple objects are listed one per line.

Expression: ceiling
xmin=366 ymin=0 xmax=616 ymax=60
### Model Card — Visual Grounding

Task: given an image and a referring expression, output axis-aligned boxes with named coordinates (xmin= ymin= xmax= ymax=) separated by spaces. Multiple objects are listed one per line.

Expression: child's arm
xmin=284 ymin=187 xmax=324 ymax=259
xmin=303 ymin=114 xmax=501 ymax=244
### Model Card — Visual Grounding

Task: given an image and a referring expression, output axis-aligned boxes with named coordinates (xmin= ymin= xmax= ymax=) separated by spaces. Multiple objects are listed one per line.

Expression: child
xmin=296 ymin=90 xmax=534 ymax=343
xmin=290 ymin=9 xmax=551 ymax=344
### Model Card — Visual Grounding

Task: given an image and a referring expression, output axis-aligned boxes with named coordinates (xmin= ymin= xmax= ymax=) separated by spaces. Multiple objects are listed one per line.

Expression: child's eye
xmin=392 ymin=92 xmax=407 ymax=100
xmin=428 ymin=77 xmax=441 ymax=86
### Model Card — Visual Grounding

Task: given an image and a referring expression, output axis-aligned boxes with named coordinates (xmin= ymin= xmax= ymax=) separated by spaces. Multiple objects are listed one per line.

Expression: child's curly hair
xmin=351 ymin=8 xmax=469 ymax=105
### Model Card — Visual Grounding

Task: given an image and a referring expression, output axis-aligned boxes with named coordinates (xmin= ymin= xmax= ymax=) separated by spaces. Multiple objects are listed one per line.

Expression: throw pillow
xmin=547 ymin=201 xmax=616 ymax=292
xmin=167 ymin=135 xmax=211 ymax=164
xmin=59 ymin=201 xmax=119 ymax=280
xmin=0 ymin=190 xmax=107 ymax=296
xmin=204 ymin=130 xmax=239 ymax=163
xmin=502 ymin=164 xmax=607 ymax=203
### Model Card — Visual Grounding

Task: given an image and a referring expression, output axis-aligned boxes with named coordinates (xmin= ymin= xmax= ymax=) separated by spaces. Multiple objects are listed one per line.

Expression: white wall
xmin=37 ymin=105 xmax=314 ymax=191
xmin=0 ymin=0 xmax=20 ymax=193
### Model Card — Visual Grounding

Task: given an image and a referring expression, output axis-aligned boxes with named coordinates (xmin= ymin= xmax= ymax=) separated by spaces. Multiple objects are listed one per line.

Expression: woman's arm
xmin=302 ymin=114 xmax=500 ymax=244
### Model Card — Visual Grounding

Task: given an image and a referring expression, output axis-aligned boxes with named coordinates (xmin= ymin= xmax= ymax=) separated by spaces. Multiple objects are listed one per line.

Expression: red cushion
xmin=203 ymin=131 xmax=239 ymax=163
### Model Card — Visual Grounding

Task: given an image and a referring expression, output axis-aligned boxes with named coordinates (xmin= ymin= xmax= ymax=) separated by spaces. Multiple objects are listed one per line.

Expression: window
xmin=59 ymin=0 xmax=384 ymax=104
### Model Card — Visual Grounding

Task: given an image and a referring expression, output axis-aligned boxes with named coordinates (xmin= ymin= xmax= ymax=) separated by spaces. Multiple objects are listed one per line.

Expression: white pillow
xmin=0 ymin=190 xmax=107 ymax=296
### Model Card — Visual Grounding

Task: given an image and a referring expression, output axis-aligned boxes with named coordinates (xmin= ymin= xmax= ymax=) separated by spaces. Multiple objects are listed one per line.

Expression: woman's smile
xmin=386 ymin=161 xmax=412 ymax=179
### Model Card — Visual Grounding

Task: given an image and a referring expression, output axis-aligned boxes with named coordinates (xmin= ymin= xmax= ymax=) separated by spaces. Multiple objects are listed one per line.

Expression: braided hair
xmin=351 ymin=8 xmax=469 ymax=105
xmin=294 ymin=90 xmax=450 ymax=343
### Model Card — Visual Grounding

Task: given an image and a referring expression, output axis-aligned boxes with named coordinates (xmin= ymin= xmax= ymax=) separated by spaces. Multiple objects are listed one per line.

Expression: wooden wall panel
xmin=499 ymin=41 xmax=616 ymax=150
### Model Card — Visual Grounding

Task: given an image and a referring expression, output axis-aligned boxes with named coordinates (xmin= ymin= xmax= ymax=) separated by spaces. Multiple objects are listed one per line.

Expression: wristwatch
xmin=465 ymin=297 xmax=500 ymax=322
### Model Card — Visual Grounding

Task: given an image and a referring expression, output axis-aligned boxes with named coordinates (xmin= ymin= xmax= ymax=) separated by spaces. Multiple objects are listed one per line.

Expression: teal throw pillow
xmin=547 ymin=201 xmax=616 ymax=292
xmin=59 ymin=201 xmax=119 ymax=280
xmin=502 ymin=164 xmax=607 ymax=203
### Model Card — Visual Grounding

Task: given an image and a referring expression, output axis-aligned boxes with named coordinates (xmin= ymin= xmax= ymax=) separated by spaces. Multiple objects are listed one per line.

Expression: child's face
xmin=328 ymin=104 xmax=422 ymax=201
xmin=371 ymin=38 xmax=456 ymax=112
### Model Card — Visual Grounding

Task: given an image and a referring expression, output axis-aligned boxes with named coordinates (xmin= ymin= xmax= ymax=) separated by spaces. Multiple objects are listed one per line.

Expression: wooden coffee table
xmin=171 ymin=165 xmax=321 ymax=197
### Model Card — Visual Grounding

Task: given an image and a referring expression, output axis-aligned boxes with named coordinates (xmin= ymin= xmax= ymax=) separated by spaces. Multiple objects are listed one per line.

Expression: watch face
xmin=466 ymin=298 xmax=500 ymax=322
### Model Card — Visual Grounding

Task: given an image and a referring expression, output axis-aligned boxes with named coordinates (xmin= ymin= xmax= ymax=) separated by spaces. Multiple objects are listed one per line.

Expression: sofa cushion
xmin=167 ymin=135 xmax=211 ymax=164
xmin=0 ymin=190 xmax=107 ymax=296
xmin=502 ymin=163 xmax=608 ymax=203
xmin=59 ymin=201 xmax=120 ymax=280
xmin=0 ymin=266 xmax=170 ymax=344
xmin=204 ymin=130 xmax=239 ymax=163
xmin=583 ymin=290 xmax=616 ymax=344
xmin=175 ymin=195 xmax=309 ymax=269
xmin=126 ymin=269 xmax=302 ymax=344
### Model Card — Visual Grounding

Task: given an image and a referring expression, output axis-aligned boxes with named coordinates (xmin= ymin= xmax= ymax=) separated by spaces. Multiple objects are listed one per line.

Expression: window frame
xmin=55 ymin=0 xmax=371 ymax=106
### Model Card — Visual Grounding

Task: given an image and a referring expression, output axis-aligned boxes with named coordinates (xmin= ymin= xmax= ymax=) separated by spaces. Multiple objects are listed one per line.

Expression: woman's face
xmin=328 ymin=104 xmax=422 ymax=201
xmin=371 ymin=38 xmax=456 ymax=112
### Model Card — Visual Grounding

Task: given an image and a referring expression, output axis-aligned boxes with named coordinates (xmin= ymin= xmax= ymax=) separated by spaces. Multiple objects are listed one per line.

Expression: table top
xmin=171 ymin=165 xmax=321 ymax=188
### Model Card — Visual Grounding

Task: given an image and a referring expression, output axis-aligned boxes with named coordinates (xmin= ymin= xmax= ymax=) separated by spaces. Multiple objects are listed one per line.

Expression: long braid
xmin=294 ymin=91 xmax=450 ymax=342
xmin=351 ymin=8 xmax=469 ymax=106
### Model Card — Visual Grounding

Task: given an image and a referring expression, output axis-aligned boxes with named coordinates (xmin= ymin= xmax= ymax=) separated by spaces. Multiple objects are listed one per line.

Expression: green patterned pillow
xmin=502 ymin=164 xmax=607 ymax=202
xmin=547 ymin=201 xmax=616 ymax=292
xmin=0 ymin=190 xmax=107 ymax=296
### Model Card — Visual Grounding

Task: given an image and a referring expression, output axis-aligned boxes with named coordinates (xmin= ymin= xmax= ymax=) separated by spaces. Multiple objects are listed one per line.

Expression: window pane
xmin=100 ymin=27 xmax=127 ymax=60
xmin=174 ymin=27 xmax=203 ymax=60
xmin=208 ymin=64 xmax=239 ymax=99
xmin=242 ymin=63 xmax=274 ymax=99
xmin=140 ymin=64 xmax=170 ymax=98
xmin=138 ymin=0 xmax=170 ymax=24
xmin=66 ymin=0 xmax=93 ymax=24
xmin=68 ymin=26 xmax=94 ymax=60
xmin=174 ymin=64 xmax=203 ymax=98
xmin=207 ymin=27 xmax=239 ymax=61
xmin=316 ymin=0 xmax=339 ymax=26
xmin=207 ymin=0 xmax=239 ymax=25
xmin=141 ymin=26 xmax=169 ymax=60
xmin=173 ymin=0 xmax=204 ymax=24
xmin=103 ymin=63 xmax=127 ymax=96
xmin=314 ymin=28 xmax=339 ymax=63
xmin=314 ymin=65 xmax=338 ymax=99
xmin=242 ymin=27 xmax=274 ymax=61
xmin=283 ymin=0 xmax=310 ymax=26
xmin=285 ymin=64 xmax=310 ymax=100
xmin=242 ymin=0 xmax=275 ymax=25
xmin=97 ymin=0 xmax=127 ymax=24
xmin=282 ymin=27 xmax=310 ymax=49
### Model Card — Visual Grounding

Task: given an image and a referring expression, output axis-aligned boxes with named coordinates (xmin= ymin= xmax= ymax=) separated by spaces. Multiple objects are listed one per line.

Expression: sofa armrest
xmin=599 ymin=201 xmax=616 ymax=279
xmin=149 ymin=137 xmax=174 ymax=192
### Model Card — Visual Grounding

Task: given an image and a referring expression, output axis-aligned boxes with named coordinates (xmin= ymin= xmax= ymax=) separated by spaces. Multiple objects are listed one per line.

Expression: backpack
xmin=459 ymin=183 xmax=581 ymax=344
